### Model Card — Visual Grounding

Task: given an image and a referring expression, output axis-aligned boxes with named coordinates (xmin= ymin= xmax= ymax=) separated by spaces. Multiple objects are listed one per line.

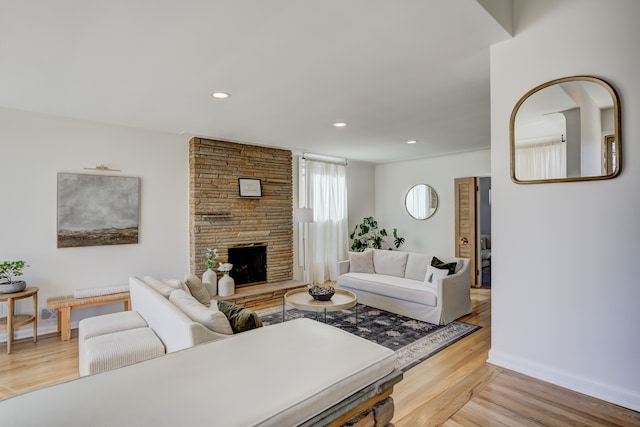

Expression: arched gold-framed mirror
xmin=510 ymin=76 xmax=621 ymax=184
xmin=405 ymin=184 xmax=438 ymax=220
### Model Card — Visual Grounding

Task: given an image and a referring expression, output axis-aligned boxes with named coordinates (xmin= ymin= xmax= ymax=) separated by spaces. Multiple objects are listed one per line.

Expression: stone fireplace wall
xmin=189 ymin=137 xmax=293 ymax=283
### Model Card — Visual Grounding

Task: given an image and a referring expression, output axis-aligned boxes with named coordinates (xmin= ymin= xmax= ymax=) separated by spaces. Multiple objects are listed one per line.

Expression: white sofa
xmin=78 ymin=276 xmax=242 ymax=376
xmin=336 ymin=249 xmax=472 ymax=325
xmin=18 ymin=275 xmax=406 ymax=426
xmin=2 ymin=319 xmax=403 ymax=427
xmin=129 ymin=275 xmax=232 ymax=351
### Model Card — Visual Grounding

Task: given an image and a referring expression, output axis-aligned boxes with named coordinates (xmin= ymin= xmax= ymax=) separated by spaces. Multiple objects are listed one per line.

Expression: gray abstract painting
xmin=57 ymin=173 xmax=140 ymax=248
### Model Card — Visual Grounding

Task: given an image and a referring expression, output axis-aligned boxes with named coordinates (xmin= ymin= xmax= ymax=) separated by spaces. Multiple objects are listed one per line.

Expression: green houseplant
xmin=204 ymin=248 xmax=219 ymax=269
xmin=349 ymin=217 xmax=405 ymax=252
xmin=202 ymin=248 xmax=219 ymax=296
xmin=0 ymin=260 xmax=29 ymax=293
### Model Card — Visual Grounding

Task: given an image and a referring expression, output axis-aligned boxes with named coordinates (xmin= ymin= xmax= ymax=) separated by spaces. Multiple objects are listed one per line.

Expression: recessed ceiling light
xmin=333 ymin=122 xmax=347 ymax=128
xmin=406 ymin=140 xmax=418 ymax=144
xmin=211 ymin=92 xmax=230 ymax=99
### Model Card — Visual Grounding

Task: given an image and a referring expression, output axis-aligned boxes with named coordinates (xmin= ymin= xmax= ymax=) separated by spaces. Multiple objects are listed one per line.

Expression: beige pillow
xmin=349 ymin=251 xmax=375 ymax=273
xmin=162 ymin=278 xmax=190 ymax=293
xmin=169 ymin=290 xmax=233 ymax=335
xmin=372 ymin=249 xmax=409 ymax=277
xmin=161 ymin=278 xmax=182 ymax=289
xmin=183 ymin=273 xmax=211 ymax=307
xmin=143 ymin=276 xmax=177 ymax=298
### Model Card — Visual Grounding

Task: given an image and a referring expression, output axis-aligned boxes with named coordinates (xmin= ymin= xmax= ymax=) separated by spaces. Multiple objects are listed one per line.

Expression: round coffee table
xmin=283 ymin=287 xmax=358 ymax=325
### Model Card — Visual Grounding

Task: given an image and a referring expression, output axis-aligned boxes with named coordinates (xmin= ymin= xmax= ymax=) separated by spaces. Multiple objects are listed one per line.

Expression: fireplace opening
xmin=228 ymin=244 xmax=267 ymax=287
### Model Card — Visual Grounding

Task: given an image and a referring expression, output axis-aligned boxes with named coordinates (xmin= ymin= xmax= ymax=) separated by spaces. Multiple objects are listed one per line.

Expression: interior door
xmin=454 ymin=177 xmax=478 ymax=286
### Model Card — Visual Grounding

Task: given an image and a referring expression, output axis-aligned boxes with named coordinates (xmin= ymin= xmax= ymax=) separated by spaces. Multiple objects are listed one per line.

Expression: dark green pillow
xmin=217 ymin=301 xmax=263 ymax=333
xmin=431 ymin=256 xmax=457 ymax=275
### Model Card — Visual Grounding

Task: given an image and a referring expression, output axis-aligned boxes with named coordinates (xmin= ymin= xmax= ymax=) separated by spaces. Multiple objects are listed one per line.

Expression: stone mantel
xmin=189 ymin=138 xmax=293 ymax=283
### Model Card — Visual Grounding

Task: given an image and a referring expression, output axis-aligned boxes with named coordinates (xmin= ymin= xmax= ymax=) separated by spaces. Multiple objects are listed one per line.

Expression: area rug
xmin=256 ymin=304 xmax=480 ymax=372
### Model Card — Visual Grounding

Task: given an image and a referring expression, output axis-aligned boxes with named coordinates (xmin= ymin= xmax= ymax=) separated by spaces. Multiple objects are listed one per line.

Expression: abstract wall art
xmin=57 ymin=173 xmax=140 ymax=248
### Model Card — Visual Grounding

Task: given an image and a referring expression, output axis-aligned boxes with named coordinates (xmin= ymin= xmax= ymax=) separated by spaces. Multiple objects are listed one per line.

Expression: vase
xmin=218 ymin=273 xmax=235 ymax=297
xmin=202 ymin=268 xmax=218 ymax=297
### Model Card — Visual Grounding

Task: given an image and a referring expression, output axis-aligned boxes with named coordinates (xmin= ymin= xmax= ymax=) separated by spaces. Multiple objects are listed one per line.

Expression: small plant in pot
xmin=0 ymin=260 xmax=29 ymax=294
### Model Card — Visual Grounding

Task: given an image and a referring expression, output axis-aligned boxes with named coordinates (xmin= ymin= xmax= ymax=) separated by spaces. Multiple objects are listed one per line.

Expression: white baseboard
xmin=0 ymin=319 xmax=76 ymax=343
xmin=487 ymin=349 xmax=640 ymax=412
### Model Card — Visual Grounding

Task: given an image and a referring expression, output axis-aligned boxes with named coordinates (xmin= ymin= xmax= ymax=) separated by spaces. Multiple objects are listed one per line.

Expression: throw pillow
xmin=372 ymin=249 xmax=409 ymax=277
xmin=162 ymin=278 xmax=190 ymax=293
xmin=183 ymin=273 xmax=211 ymax=307
xmin=404 ymin=253 xmax=430 ymax=281
xmin=169 ymin=290 xmax=233 ymax=335
xmin=349 ymin=251 xmax=375 ymax=273
xmin=217 ymin=300 xmax=263 ymax=333
xmin=142 ymin=275 xmax=177 ymax=298
xmin=431 ymin=256 xmax=457 ymax=275
xmin=424 ymin=265 xmax=450 ymax=287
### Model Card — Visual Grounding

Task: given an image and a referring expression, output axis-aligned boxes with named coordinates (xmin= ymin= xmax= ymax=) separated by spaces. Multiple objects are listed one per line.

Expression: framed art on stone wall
xmin=238 ymin=178 xmax=262 ymax=197
xmin=57 ymin=173 xmax=140 ymax=248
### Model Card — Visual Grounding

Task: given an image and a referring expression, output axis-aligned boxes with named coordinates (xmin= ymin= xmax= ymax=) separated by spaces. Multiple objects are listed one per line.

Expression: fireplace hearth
xmin=228 ymin=244 xmax=267 ymax=287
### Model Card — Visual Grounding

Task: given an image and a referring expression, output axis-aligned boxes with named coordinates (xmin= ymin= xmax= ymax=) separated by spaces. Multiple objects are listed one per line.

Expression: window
xmin=298 ymin=158 xmax=348 ymax=284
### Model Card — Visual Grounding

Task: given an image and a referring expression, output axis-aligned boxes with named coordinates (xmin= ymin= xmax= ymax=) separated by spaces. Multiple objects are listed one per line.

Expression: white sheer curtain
xmin=515 ymin=140 xmax=566 ymax=180
xmin=301 ymin=159 xmax=348 ymax=285
xmin=406 ymin=184 xmax=429 ymax=218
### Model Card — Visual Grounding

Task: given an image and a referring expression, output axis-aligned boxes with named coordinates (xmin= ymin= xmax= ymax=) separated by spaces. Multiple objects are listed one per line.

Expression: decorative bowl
xmin=308 ymin=285 xmax=335 ymax=301
xmin=0 ymin=280 xmax=27 ymax=294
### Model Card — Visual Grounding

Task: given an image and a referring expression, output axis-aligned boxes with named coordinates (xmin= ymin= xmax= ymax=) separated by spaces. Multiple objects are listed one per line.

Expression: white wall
xmin=346 ymin=161 xmax=376 ymax=238
xmin=489 ymin=0 xmax=640 ymax=411
xmin=0 ymin=108 xmax=190 ymax=339
xmin=374 ymin=149 xmax=490 ymax=255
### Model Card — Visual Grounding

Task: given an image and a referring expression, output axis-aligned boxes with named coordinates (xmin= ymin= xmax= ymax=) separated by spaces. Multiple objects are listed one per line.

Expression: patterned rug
xmin=256 ymin=304 xmax=480 ymax=372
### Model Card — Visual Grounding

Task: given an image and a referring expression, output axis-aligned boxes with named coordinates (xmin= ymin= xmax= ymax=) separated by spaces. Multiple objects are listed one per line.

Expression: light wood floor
xmin=392 ymin=289 xmax=640 ymax=427
xmin=1 ymin=288 xmax=639 ymax=426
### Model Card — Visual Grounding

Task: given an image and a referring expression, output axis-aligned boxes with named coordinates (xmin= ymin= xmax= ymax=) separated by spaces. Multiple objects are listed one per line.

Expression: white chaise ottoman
xmin=78 ymin=311 xmax=150 ymax=376
xmin=81 ymin=327 xmax=165 ymax=376
xmin=1 ymin=319 xmax=400 ymax=427
xmin=78 ymin=310 xmax=148 ymax=342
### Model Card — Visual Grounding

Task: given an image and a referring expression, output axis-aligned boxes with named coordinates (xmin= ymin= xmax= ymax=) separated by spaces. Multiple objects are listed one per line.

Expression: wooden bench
xmin=47 ymin=292 xmax=131 ymax=341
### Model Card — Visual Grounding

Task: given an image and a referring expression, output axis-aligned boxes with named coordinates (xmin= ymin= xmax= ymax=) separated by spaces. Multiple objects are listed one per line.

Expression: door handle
xmin=460 ymin=237 xmax=469 ymax=245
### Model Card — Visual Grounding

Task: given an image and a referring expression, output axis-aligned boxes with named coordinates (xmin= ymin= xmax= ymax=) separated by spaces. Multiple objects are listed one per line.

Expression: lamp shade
xmin=293 ymin=207 xmax=314 ymax=223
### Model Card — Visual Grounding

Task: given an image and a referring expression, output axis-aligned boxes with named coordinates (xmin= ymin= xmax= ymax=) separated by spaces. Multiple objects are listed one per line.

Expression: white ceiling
xmin=0 ymin=1 xmax=511 ymax=164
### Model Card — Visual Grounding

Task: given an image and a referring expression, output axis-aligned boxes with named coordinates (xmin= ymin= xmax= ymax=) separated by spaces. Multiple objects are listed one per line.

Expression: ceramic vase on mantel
xmin=218 ymin=273 xmax=235 ymax=297
xmin=202 ymin=268 xmax=218 ymax=297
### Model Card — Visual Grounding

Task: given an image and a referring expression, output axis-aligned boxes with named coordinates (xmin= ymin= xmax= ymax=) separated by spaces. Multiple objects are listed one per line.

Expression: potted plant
xmin=349 ymin=217 xmax=405 ymax=252
xmin=202 ymin=248 xmax=219 ymax=296
xmin=0 ymin=260 xmax=29 ymax=294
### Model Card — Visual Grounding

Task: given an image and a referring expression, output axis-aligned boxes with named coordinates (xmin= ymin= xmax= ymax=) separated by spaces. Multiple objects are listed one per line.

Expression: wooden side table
xmin=0 ymin=286 xmax=39 ymax=354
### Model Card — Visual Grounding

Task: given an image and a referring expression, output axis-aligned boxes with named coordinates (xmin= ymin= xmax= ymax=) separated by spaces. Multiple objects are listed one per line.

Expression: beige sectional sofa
xmin=2 ymin=319 xmax=402 ymax=426
xmin=2 ymin=277 xmax=404 ymax=426
xmin=78 ymin=275 xmax=259 ymax=376
xmin=337 ymin=249 xmax=472 ymax=325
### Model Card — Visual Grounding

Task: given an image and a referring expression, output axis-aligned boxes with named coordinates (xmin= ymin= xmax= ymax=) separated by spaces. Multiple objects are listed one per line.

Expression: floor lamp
xmin=293 ymin=207 xmax=314 ymax=284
